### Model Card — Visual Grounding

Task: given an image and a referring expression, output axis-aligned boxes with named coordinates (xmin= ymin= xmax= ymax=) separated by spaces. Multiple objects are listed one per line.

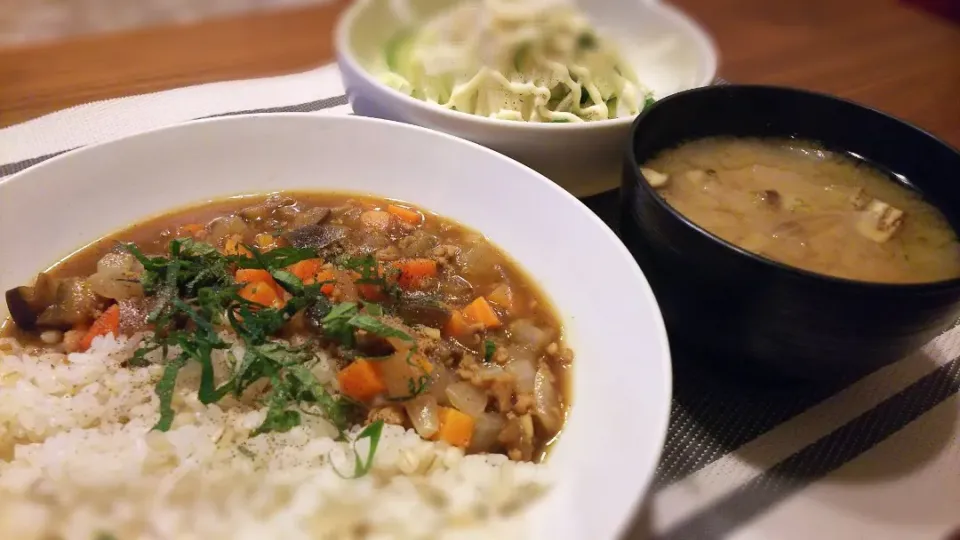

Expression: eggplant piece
xmin=304 ymin=298 xmax=334 ymax=331
xmin=395 ymin=292 xmax=452 ymax=328
xmin=291 ymin=207 xmax=331 ymax=228
xmin=5 ymin=273 xmax=60 ymax=330
xmin=238 ymin=195 xmax=296 ymax=221
xmin=36 ymin=278 xmax=99 ymax=329
xmin=355 ymin=333 xmax=395 ymax=357
xmin=6 ymin=287 xmax=41 ymax=330
xmin=283 ymin=224 xmax=347 ymax=250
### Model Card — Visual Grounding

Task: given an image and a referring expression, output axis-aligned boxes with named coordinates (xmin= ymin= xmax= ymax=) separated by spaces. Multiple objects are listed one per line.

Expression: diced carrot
xmin=337 ymin=359 xmax=387 ymax=402
xmin=343 ymin=267 xmax=387 ymax=301
xmin=443 ymin=311 xmax=471 ymax=338
xmin=433 ymin=407 xmax=475 ymax=449
xmin=462 ymin=296 xmax=501 ymax=329
xmin=487 ymin=284 xmax=514 ymax=313
xmin=235 ymin=269 xmax=274 ymax=285
xmin=315 ymin=269 xmax=337 ymax=296
xmin=357 ymin=283 xmax=386 ymax=301
xmin=239 ymin=281 xmax=282 ymax=308
xmin=79 ymin=304 xmax=120 ymax=352
xmin=286 ymin=259 xmax=337 ymax=295
xmin=287 ymin=259 xmax=324 ymax=283
xmin=223 ymin=235 xmax=253 ymax=258
xmin=178 ymin=223 xmax=206 ymax=238
xmin=412 ymin=353 xmax=434 ymax=375
xmin=235 ymin=268 xmax=284 ymax=296
xmin=255 ymin=233 xmax=279 ymax=251
xmin=395 ymin=259 xmax=438 ymax=290
xmin=379 ymin=261 xmax=398 ymax=282
xmin=387 ymin=204 xmax=423 ymax=225
xmin=348 ymin=269 xmax=384 ymax=301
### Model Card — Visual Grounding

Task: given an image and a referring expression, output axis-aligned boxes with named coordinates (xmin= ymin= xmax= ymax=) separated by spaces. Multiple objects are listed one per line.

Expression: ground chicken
xmin=366 ymin=404 xmax=407 ymax=427
xmin=375 ymin=245 xmax=400 ymax=261
xmin=429 ymin=245 xmax=460 ymax=268
xmin=514 ymin=393 xmax=534 ymax=415
xmin=415 ymin=329 xmax=459 ymax=367
xmin=491 ymin=346 xmax=510 ymax=365
xmin=62 ymin=329 xmax=85 ymax=354
xmin=457 ymin=355 xmax=517 ymax=412
xmin=499 ymin=413 xmax=535 ymax=462
xmin=489 ymin=379 xmax=514 ymax=413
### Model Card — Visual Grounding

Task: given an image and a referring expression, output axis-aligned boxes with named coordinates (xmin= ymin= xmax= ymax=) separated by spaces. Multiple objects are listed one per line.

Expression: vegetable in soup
xmin=2 ymin=192 xmax=571 ymax=462
xmin=640 ymin=137 xmax=960 ymax=283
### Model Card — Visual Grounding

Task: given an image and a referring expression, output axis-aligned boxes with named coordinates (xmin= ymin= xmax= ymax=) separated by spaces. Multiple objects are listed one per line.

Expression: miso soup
xmin=641 ymin=137 xmax=960 ymax=283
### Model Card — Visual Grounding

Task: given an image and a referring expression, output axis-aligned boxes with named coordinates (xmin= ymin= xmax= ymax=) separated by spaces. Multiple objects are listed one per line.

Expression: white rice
xmin=0 ymin=334 xmax=551 ymax=540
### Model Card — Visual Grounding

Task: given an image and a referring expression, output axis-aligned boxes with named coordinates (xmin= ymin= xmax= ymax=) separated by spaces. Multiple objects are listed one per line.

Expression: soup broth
xmin=641 ymin=137 xmax=960 ymax=283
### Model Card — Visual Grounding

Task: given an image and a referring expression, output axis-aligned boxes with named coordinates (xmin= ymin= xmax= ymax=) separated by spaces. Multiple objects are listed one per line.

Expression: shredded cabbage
xmin=378 ymin=0 xmax=654 ymax=122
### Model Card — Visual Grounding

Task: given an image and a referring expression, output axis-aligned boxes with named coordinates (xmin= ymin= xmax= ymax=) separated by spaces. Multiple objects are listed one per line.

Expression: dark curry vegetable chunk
xmin=2 ymin=192 xmax=572 ymax=461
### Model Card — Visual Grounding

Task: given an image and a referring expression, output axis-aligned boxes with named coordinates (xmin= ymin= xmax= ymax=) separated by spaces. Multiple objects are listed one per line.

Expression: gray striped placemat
xmin=1 ymin=66 xmax=958 ymax=540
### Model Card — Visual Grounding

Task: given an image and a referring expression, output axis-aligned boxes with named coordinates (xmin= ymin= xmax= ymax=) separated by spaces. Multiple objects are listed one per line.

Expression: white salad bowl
xmin=335 ymin=0 xmax=718 ymax=196
xmin=0 ymin=114 xmax=672 ymax=540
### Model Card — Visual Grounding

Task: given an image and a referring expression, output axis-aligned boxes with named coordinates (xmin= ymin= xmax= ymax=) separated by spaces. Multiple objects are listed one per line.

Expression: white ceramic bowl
xmin=335 ymin=0 xmax=718 ymax=196
xmin=0 ymin=114 xmax=671 ymax=540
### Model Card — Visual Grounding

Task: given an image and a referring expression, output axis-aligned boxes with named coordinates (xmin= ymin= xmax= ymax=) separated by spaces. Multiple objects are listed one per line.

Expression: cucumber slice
xmin=379 ymin=72 xmax=413 ymax=95
xmin=385 ymin=29 xmax=417 ymax=77
xmin=513 ymin=43 xmax=531 ymax=73
xmin=580 ymin=51 xmax=621 ymax=100
xmin=605 ymin=97 xmax=619 ymax=118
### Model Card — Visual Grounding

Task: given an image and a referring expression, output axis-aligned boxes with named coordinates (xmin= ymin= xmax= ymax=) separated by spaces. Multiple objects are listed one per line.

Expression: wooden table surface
xmin=1 ymin=0 xmax=959 ymax=145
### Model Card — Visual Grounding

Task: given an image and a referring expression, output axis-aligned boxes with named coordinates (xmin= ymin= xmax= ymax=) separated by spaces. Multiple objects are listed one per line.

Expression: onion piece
xmin=487 ymin=284 xmax=514 ymax=311
xmin=404 ymin=395 xmax=440 ymax=438
xmin=208 ymin=215 xmax=248 ymax=240
xmin=533 ymin=363 xmax=563 ymax=434
xmin=509 ymin=319 xmax=552 ymax=351
xmin=446 ymin=381 xmax=488 ymax=418
xmin=361 ymin=210 xmax=393 ymax=230
xmin=378 ymin=337 xmax=434 ymax=400
xmin=88 ymin=253 xmax=145 ymax=300
xmin=400 ymin=230 xmax=439 ymax=257
xmin=459 ymin=242 xmax=499 ymax=280
xmin=87 ymin=273 xmax=143 ymax=300
xmin=428 ymin=364 xmax=456 ymax=406
xmin=378 ymin=347 xmax=429 ymax=400
xmin=505 ymin=352 xmax=537 ymax=393
xmin=475 ymin=363 xmax=505 ymax=381
xmin=96 ymin=252 xmax=143 ymax=275
xmin=469 ymin=412 xmax=505 ymax=453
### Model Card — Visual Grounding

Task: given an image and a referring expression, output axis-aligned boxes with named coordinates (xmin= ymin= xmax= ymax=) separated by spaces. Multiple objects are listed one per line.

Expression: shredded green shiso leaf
xmin=125 ymin=239 xmax=421 ymax=474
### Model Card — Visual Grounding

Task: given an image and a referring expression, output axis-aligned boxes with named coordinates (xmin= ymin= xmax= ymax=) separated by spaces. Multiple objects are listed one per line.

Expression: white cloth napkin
xmin=1 ymin=64 xmax=958 ymax=540
xmin=0 ymin=64 xmax=349 ymax=168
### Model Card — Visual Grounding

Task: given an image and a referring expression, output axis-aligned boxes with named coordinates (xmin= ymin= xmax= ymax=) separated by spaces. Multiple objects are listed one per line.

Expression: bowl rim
xmin=625 ymin=83 xmax=960 ymax=292
xmin=0 ymin=112 xmax=674 ymax=540
xmin=334 ymin=0 xmax=718 ymax=131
